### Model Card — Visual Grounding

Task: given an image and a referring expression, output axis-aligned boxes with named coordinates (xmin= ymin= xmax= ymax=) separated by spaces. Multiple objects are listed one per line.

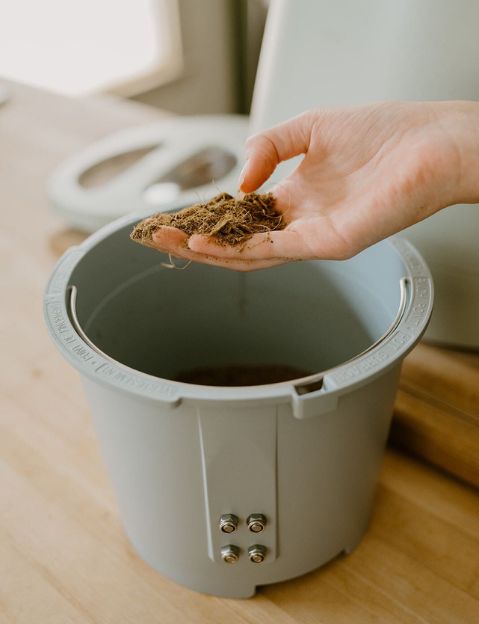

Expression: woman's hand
xmin=151 ymin=101 xmax=479 ymax=270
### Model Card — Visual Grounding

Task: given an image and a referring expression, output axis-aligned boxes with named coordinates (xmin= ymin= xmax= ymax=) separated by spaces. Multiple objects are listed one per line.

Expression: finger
xmin=151 ymin=224 xmax=189 ymax=249
xmin=239 ymin=111 xmax=314 ymax=192
xmin=160 ymin=245 xmax=285 ymax=272
xmin=188 ymin=229 xmax=308 ymax=260
xmin=151 ymin=226 xmax=286 ymax=271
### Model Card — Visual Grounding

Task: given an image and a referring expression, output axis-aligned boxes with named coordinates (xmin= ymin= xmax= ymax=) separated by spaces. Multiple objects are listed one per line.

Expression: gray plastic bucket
xmin=44 ymin=204 xmax=433 ymax=598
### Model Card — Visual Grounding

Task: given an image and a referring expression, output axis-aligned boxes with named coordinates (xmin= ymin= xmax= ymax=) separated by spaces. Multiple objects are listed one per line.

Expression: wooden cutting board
xmin=391 ymin=341 xmax=479 ymax=489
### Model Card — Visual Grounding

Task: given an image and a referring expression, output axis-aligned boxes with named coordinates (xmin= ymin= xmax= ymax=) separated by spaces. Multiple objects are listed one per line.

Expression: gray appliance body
xmin=44 ymin=205 xmax=432 ymax=598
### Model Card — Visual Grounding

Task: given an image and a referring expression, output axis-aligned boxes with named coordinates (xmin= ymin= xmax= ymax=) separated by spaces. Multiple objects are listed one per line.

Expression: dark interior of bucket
xmin=68 ymin=220 xmax=406 ymax=386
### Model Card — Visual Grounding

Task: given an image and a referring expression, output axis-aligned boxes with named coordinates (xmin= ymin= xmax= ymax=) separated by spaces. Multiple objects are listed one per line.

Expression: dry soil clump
xmin=130 ymin=191 xmax=284 ymax=248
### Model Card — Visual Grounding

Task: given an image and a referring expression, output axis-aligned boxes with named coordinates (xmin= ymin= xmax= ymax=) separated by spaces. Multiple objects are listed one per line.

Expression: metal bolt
xmin=219 ymin=514 xmax=239 ymax=533
xmin=248 ymin=544 xmax=267 ymax=563
xmin=221 ymin=544 xmax=240 ymax=564
xmin=247 ymin=513 xmax=267 ymax=533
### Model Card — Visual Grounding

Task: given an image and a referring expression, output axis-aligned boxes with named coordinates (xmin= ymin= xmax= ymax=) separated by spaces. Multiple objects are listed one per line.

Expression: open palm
xmin=151 ymin=102 xmax=477 ymax=270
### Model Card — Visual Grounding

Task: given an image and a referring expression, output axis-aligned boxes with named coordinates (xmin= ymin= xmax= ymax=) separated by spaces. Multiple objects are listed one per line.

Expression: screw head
xmin=224 ymin=554 xmax=238 ymax=564
xmin=221 ymin=545 xmax=240 ymax=563
xmin=249 ymin=521 xmax=264 ymax=533
xmin=247 ymin=513 xmax=266 ymax=533
xmin=248 ymin=544 xmax=267 ymax=563
xmin=219 ymin=514 xmax=239 ymax=533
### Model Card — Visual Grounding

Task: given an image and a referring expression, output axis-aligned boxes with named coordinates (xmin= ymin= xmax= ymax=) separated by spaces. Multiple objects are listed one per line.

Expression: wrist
xmin=438 ymin=101 xmax=479 ymax=205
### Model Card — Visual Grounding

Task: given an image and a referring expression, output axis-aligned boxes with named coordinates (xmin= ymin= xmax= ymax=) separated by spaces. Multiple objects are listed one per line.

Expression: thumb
xmin=239 ymin=111 xmax=315 ymax=192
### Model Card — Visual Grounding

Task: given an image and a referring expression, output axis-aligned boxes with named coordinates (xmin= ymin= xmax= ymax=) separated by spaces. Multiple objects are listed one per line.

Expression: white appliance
xmin=48 ymin=116 xmax=247 ymax=231
xmin=251 ymin=0 xmax=479 ymax=348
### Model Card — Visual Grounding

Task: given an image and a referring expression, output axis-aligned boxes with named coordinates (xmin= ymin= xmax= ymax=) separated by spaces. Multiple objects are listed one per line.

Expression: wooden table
xmin=1 ymin=81 xmax=479 ymax=624
xmin=393 ymin=342 xmax=479 ymax=489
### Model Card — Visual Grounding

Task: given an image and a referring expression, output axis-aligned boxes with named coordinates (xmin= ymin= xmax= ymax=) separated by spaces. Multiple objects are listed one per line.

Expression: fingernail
xmin=238 ymin=159 xmax=249 ymax=188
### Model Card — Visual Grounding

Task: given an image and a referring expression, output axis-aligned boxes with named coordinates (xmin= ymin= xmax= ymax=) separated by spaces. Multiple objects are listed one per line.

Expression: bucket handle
xmin=293 ymin=277 xmax=410 ymax=407
xmin=69 ymin=276 xmax=412 ymax=415
xmin=68 ymin=277 xmax=410 ymax=372
xmin=347 ymin=276 xmax=409 ymax=359
xmin=68 ymin=285 xmax=122 ymax=367
xmin=64 ymin=285 xmax=180 ymax=404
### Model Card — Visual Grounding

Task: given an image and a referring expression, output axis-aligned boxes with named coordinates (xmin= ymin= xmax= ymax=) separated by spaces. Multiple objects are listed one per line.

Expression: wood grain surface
xmin=392 ymin=342 xmax=479 ymax=488
xmin=1 ymin=80 xmax=478 ymax=623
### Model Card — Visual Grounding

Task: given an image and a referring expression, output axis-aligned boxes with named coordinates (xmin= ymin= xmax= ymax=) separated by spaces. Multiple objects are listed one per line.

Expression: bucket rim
xmin=44 ymin=208 xmax=433 ymax=414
